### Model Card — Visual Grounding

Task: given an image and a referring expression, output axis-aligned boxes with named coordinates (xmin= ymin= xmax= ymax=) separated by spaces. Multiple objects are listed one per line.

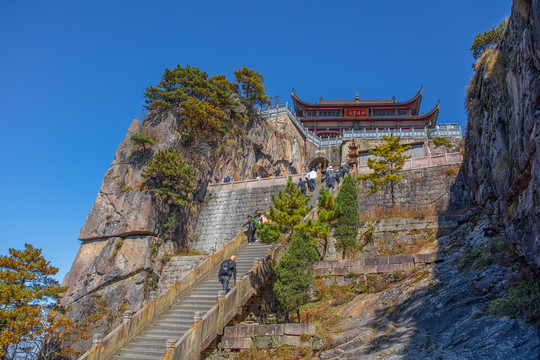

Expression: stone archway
xmin=308 ymin=157 xmax=331 ymax=171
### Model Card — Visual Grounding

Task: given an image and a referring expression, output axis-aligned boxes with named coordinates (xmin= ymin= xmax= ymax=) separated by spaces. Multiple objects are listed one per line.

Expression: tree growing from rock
xmin=179 ymin=97 xmax=227 ymax=143
xmin=0 ymin=244 xmax=99 ymax=359
xmin=359 ymin=134 xmax=411 ymax=204
xmin=233 ymin=66 xmax=271 ymax=108
xmin=142 ymin=148 xmax=196 ymax=206
xmin=257 ymin=177 xmax=311 ymax=243
xmin=470 ymin=18 xmax=508 ymax=60
xmin=130 ymin=133 xmax=156 ymax=150
xmin=334 ymin=175 xmax=360 ymax=258
xmin=274 ymin=231 xmax=319 ymax=322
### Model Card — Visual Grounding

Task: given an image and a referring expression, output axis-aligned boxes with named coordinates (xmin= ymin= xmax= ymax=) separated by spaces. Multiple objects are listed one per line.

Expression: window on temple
xmin=319 ymin=111 xmax=340 ymax=118
xmin=372 ymin=109 xmax=395 ymax=117
xmin=397 ymin=110 xmax=408 ymax=117
xmin=306 ymin=111 xmax=317 ymax=117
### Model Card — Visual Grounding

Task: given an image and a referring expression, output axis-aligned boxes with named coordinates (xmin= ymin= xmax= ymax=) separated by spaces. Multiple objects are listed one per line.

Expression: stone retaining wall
xmin=357 ymin=164 xmax=469 ymax=213
xmin=314 ymin=253 xmax=438 ymax=276
xmin=221 ymin=324 xmax=318 ymax=350
xmin=194 ymin=185 xmax=284 ymax=253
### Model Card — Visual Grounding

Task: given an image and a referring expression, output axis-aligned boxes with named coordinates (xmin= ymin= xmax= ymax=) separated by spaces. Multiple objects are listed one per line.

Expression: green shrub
xmin=470 ymin=18 xmax=508 ymax=60
xmin=334 ymin=175 xmax=360 ymax=257
xmin=274 ymin=231 xmax=319 ymax=321
xmin=483 ymin=266 xmax=540 ymax=327
xmin=258 ymin=177 xmax=311 ymax=243
xmin=130 ymin=133 xmax=156 ymax=150
xmin=142 ymin=148 xmax=196 ymax=206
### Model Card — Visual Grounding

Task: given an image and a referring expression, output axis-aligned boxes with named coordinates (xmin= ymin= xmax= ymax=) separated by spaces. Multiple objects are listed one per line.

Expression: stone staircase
xmin=112 ymin=242 xmax=269 ymax=360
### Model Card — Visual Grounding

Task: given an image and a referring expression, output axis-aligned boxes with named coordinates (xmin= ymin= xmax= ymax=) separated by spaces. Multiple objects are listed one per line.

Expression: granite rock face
xmin=463 ymin=0 xmax=540 ymax=266
xmin=62 ymin=106 xmax=313 ymax=344
xmin=319 ymin=215 xmax=540 ymax=360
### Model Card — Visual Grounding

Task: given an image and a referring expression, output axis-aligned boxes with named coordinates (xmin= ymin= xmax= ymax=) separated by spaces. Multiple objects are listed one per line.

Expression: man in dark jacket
xmin=241 ymin=215 xmax=257 ymax=245
xmin=218 ymin=255 xmax=237 ymax=293
xmin=326 ymin=173 xmax=336 ymax=189
xmin=297 ymin=178 xmax=308 ymax=196
xmin=335 ymin=170 xmax=342 ymax=185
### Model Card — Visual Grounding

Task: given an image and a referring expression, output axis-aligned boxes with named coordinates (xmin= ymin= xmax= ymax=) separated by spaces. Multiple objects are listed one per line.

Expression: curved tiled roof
xmin=291 ymin=87 xmax=423 ymax=110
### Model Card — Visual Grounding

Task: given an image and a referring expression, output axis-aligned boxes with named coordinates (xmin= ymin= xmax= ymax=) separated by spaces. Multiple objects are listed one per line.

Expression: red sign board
xmin=345 ymin=108 xmax=369 ymax=117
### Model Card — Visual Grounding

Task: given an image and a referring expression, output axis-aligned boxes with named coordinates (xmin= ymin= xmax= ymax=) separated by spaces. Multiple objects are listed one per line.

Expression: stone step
xmin=155 ymin=318 xmax=194 ymax=326
xmin=148 ymin=323 xmax=191 ymax=333
xmin=125 ymin=341 xmax=167 ymax=352
xmin=116 ymin=348 xmax=164 ymax=359
xmin=114 ymin=354 xmax=161 ymax=360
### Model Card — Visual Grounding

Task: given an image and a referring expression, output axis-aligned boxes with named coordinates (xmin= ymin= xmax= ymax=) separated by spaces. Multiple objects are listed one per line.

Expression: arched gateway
xmin=308 ymin=157 xmax=331 ymax=171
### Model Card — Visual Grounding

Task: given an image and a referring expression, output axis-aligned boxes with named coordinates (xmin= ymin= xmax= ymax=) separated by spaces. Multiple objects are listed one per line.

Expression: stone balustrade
xmin=77 ymin=231 xmax=250 ymax=360
xmin=221 ymin=324 xmax=318 ymax=350
xmin=162 ymin=243 xmax=286 ymax=360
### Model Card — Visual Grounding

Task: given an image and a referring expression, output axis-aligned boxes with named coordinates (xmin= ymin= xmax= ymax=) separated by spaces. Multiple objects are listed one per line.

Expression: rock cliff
xmin=463 ymin=0 xmax=540 ymax=266
xmin=62 ymin=104 xmax=310 ymax=341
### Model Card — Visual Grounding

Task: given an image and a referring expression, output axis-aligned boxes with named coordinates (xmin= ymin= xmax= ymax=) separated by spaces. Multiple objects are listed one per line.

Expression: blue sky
xmin=0 ymin=0 xmax=510 ymax=281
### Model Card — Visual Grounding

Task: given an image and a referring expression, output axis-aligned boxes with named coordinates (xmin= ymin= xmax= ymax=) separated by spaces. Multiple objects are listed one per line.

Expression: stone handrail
xmin=78 ymin=232 xmax=248 ymax=360
xmin=163 ymin=243 xmax=285 ymax=360
xmin=314 ymin=253 xmax=439 ymax=276
xmin=356 ymin=153 xmax=463 ymax=175
xmin=208 ymin=173 xmax=311 ymax=191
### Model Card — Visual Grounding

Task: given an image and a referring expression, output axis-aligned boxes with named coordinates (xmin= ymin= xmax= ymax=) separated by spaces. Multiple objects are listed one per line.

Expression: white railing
xmin=259 ymin=104 xmax=462 ymax=147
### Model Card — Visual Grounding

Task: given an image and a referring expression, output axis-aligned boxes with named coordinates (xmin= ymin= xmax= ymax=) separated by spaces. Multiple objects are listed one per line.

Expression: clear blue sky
xmin=0 ymin=0 xmax=510 ymax=281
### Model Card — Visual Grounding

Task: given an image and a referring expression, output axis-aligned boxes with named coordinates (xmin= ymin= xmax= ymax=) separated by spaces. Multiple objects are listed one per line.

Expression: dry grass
xmin=444 ymin=166 xmax=458 ymax=177
xmin=357 ymin=272 xmax=411 ymax=294
xmin=378 ymin=228 xmax=438 ymax=257
xmin=360 ymin=203 xmax=438 ymax=221
xmin=176 ymin=247 xmax=208 ymax=256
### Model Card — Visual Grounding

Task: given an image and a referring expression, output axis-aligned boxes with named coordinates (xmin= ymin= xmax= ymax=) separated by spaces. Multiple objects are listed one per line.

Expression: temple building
xmin=291 ymin=87 xmax=440 ymax=137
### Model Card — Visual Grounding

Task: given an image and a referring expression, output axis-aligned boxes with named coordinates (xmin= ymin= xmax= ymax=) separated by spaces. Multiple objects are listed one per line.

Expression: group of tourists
xmin=225 ymin=167 xmax=284 ymax=183
xmin=296 ymin=163 xmax=351 ymax=193
xmin=323 ymin=163 xmax=349 ymax=190
xmin=219 ymin=209 xmax=271 ymax=292
xmin=240 ymin=209 xmax=268 ymax=245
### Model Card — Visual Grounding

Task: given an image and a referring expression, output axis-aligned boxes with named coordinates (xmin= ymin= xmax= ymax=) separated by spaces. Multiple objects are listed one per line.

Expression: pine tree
xmin=295 ymin=188 xmax=341 ymax=259
xmin=274 ymin=231 xmax=319 ymax=322
xmin=432 ymin=136 xmax=453 ymax=149
xmin=179 ymin=97 xmax=227 ymax=143
xmin=0 ymin=244 xmax=99 ymax=359
xmin=359 ymin=134 xmax=411 ymax=204
xmin=130 ymin=133 xmax=156 ymax=150
xmin=257 ymin=177 xmax=311 ymax=243
xmin=142 ymin=148 xmax=197 ymax=206
xmin=144 ymin=64 xmax=238 ymax=111
xmin=233 ymin=66 xmax=271 ymax=108
xmin=470 ymin=18 xmax=508 ymax=60
xmin=334 ymin=175 xmax=360 ymax=258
